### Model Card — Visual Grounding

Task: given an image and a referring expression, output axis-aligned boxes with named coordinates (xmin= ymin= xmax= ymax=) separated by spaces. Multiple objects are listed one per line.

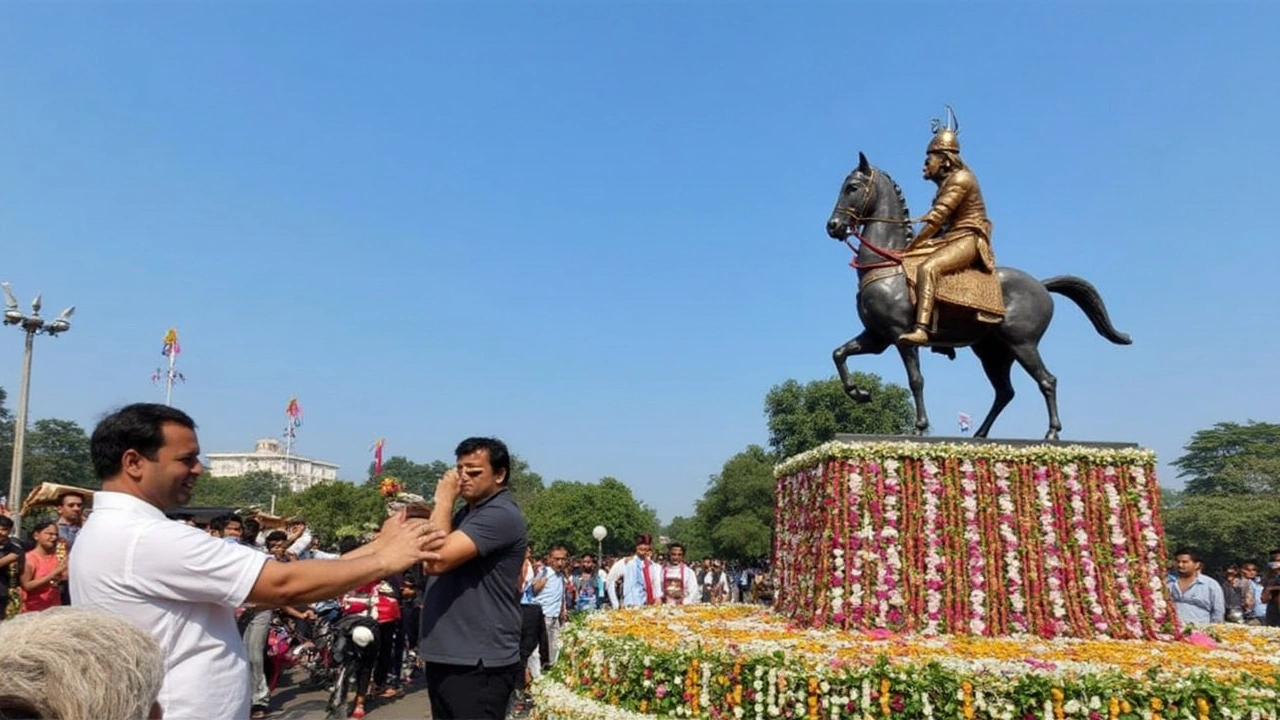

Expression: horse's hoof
xmin=1045 ymin=430 xmax=1060 ymax=441
xmin=846 ymin=388 xmax=871 ymax=403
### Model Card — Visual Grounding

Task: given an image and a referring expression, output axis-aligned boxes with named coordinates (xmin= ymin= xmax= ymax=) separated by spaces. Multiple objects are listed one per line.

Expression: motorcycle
xmin=325 ymin=613 xmax=381 ymax=720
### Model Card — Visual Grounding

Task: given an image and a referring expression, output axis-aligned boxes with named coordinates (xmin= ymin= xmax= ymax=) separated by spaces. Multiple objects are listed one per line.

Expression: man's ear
xmin=120 ymin=449 xmax=147 ymax=480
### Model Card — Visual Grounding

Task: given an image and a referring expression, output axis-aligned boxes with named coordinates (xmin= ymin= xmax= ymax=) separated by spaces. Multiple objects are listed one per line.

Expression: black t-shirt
xmin=419 ymin=488 xmax=528 ymax=666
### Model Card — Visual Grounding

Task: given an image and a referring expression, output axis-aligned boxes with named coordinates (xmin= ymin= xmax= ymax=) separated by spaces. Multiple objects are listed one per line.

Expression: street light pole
xmin=592 ymin=525 xmax=608 ymax=575
xmin=3 ymin=283 xmax=75 ymax=529
xmin=8 ymin=331 xmax=35 ymax=528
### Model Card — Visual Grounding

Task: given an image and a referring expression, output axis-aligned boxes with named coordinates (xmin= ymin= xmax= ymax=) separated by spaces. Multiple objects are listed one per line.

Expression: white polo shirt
xmin=70 ymin=491 xmax=269 ymax=720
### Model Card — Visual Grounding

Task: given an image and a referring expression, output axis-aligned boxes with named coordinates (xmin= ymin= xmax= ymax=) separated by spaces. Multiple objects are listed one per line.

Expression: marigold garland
xmin=537 ymin=605 xmax=1280 ymax=720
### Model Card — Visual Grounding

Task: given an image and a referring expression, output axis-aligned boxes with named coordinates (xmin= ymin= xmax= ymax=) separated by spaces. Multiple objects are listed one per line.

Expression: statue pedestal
xmin=772 ymin=437 xmax=1177 ymax=639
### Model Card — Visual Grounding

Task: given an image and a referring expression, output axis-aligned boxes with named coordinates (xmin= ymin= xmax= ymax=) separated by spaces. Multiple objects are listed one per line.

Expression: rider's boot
xmin=899 ymin=280 xmax=935 ymax=345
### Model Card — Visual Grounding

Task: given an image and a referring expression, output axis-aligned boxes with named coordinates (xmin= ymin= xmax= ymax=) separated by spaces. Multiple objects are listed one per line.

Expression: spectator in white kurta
xmin=660 ymin=543 xmax=700 ymax=605
xmin=71 ymin=403 xmax=446 ymax=720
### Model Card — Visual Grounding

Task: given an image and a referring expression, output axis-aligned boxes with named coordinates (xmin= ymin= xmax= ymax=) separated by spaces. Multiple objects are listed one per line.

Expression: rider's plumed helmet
xmin=927 ymin=106 xmax=961 ymax=154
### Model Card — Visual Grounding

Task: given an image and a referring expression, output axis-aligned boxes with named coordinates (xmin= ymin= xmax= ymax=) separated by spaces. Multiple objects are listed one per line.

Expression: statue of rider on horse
xmin=824 ymin=107 xmax=1131 ymax=440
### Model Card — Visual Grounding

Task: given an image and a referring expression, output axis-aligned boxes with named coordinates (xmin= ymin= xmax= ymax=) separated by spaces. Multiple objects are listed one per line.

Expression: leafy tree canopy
xmin=1173 ymin=421 xmax=1280 ymax=495
xmin=275 ymin=481 xmax=384 ymax=544
xmin=694 ymin=445 xmax=776 ymax=561
xmin=1161 ymin=492 xmax=1280 ymax=572
xmin=23 ymin=418 xmax=96 ymax=493
xmin=190 ymin=470 xmax=290 ymax=510
xmin=765 ymin=374 xmax=913 ymax=460
xmin=524 ymin=476 xmax=658 ymax=557
xmin=664 ymin=515 xmax=712 ymax=560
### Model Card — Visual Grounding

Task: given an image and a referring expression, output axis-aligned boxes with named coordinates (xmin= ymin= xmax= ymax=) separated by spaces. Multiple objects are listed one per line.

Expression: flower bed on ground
xmin=536 ymin=605 xmax=1280 ymax=720
xmin=773 ymin=441 xmax=1175 ymax=639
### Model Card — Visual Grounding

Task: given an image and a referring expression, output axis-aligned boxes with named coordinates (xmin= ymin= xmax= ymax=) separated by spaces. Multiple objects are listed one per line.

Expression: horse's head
xmin=826 ymin=152 xmax=881 ymax=240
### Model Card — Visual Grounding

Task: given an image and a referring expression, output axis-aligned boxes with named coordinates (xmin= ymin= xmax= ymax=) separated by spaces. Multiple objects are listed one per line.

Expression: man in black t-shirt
xmin=0 ymin=515 xmax=25 ymax=621
xmin=419 ymin=437 xmax=528 ymax=720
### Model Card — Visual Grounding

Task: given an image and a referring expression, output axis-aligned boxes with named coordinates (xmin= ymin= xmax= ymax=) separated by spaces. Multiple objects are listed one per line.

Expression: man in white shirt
xmin=71 ymin=403 xmax=446 ymax=720
xmin=606 ymin=534 xmax=663 ymax=608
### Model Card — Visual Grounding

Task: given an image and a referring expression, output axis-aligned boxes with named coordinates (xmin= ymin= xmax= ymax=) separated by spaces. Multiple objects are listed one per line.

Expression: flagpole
xmin=274 ymin=398 xmax=302 ymax=515
xmin=165 ymin=349 xmax=177 ymax=406
xmin=284 ymin=416 xmax=295 ymax=485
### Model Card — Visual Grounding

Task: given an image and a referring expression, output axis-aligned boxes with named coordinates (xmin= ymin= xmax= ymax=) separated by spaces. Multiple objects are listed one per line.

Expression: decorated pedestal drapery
xmin=773 ymin=440 xmax=1176 ymax=640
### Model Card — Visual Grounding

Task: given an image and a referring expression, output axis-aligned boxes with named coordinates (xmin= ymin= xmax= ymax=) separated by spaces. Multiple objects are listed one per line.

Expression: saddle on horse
xmin=902 ymin=241 xmax=1005 ymax=325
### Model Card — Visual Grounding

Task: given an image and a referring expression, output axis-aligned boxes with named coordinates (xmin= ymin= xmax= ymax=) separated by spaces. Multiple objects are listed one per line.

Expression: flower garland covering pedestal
xmin=538 ymin=605 xmax=1280 ymax=720
xmin=773 ymin=440 xmax=1176 ymax=640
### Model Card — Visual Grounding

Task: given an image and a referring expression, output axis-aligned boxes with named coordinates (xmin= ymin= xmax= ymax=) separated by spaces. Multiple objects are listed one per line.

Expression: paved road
xmin=271 ymin=669 xmax=430 ymax=720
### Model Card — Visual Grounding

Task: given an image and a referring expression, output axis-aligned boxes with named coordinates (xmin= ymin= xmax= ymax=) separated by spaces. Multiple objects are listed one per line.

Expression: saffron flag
xmin=373 ymin=438 xmax=385 ymax=476
xmin=162 ymin=328 xmax=181 ymax=357
xmin=958 ymin=412 xmax=973 ymax=434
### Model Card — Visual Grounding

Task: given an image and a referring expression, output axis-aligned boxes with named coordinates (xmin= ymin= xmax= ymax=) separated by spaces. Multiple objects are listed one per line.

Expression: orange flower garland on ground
xmin=535 ymin=605 xmax=1280 ymax=719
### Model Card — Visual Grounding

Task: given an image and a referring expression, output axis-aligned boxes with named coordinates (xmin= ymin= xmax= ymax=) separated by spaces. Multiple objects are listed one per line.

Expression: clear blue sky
xmin=1 ymin=2 xmax=1276 ymax=523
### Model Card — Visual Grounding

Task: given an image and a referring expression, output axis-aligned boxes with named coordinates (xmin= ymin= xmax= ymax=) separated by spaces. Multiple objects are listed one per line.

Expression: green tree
xmin=1161 ymin=493 xmax=1280 ymax=572
xmin=190 ymin=470 xmax=290 ymax=509
xmin=664 ymin=515 xmax=712 ymax=560
xmin=1173 ymin=421 xmax=1280 ymax=495
xmin=765 ymin=374 xmax=914 ymax=460
xmin=508 ymin=455 xmax=545 ymax=508
xmin=368 ymin=456 xmax=450 ymax=498
xmin=23 ymin=418 xmax=96 ymax=493
xmin=694 ymin=445 xmax=776 ymax=561
xmin=524 ymin=477 xmax=658 ymax=557
xmin=275 ymin=481 xmax=384 ymax=544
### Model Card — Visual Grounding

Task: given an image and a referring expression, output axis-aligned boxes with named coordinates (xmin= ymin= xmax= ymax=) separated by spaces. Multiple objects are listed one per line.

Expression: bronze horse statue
xmin=824 ymin=153 xmax=1131 ymax=440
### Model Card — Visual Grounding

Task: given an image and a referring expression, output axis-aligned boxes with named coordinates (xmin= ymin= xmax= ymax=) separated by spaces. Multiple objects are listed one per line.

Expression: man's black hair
xmin=91 ymin=403 xmax=197 ymax=480
xmin=454 ymin=437 xmax=511 ymax=484
xmin=1173 ymin=547 xmax=1203 ymax=564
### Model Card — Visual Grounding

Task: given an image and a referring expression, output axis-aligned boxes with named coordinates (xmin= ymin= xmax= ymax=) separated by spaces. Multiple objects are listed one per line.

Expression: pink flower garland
xmin=774 ymin=444 xmax=1172 ymax=639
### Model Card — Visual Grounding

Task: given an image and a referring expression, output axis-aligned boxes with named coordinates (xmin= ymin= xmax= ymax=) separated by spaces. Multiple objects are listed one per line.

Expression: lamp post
xmin=592 ymin=525 xmax=607 ymax=573
xmin=2 ymin=283 xmax=75 ymax=529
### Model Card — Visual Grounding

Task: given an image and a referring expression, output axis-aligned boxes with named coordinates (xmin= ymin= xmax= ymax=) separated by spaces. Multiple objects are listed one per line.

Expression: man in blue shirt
xmin=528 ymin=544 xmax=568 ymax=675
xmin=1168 ymin=547 xmax=1225 ymax=626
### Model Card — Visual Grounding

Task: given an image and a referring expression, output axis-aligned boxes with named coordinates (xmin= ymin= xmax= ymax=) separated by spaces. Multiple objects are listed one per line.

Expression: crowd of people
xmin=0 ymin=402 xmax=777 ymax=720
xmin=2 ymin=404 xmax=519 ymax=720
xmin=506 ymin=536 xmax=772 ymax=716
xmin=1167 ymin=546 xmax=1280 ymax=626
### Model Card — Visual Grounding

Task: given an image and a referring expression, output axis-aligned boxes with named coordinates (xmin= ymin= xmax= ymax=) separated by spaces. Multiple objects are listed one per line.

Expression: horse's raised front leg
xmin=832 ymin=331 xmax=890 ymax=403
xmin=896 ymin=344 xmax=929 ymax=434
xmin=1008 ymin=341 xmax=1061 ymax=440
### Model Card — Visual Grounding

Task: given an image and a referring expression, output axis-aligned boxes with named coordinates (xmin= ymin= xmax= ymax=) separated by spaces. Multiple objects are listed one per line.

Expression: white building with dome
xmin=206 ymin=438 xmax=339 ymax=492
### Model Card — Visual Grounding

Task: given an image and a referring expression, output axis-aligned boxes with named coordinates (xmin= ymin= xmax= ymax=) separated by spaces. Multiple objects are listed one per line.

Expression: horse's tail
xmin=1042 ymin=276 xmax=1132 ymax=345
